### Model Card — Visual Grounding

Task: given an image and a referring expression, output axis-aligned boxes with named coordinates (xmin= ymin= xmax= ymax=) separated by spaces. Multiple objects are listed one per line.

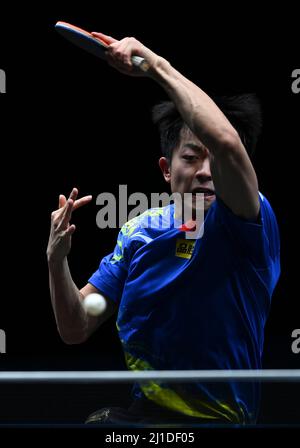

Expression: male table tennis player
xmin=47 ymin=33 xmax=280 ymax=424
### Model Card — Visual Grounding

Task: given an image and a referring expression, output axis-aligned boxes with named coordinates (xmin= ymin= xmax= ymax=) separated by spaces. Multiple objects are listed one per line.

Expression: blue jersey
xmin=89 ymin=193 xmax=280 ymax=423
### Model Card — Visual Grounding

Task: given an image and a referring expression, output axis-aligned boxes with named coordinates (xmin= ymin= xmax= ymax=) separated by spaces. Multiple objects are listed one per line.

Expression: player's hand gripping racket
xmin=55 ymin=22 xmax=149 ymax=72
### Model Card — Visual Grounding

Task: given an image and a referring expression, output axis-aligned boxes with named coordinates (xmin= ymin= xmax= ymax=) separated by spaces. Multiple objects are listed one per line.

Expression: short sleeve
xmin=88 ymin=227 xmax=131 ymax=305
xmin=215 ymin=193 xmax=280 ymax=268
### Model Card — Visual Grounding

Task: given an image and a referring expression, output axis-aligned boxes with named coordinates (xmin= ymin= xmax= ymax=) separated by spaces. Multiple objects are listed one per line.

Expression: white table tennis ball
xmin=83 ymin=293 xmax=107 ymax=316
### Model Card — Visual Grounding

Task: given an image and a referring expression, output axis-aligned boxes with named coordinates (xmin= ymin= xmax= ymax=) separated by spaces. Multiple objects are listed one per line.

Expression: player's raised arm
xmin=100 ymin=35 xmax=259 ymax=221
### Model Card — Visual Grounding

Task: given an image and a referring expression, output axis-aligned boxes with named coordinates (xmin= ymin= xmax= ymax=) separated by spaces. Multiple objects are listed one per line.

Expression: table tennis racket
xmin=55 ymin=22 xmax=149 ymax=71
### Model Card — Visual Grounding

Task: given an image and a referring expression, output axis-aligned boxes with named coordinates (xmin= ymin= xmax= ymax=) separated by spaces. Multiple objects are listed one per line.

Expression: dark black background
xmin=0 ymin=4 xmax=299 ymax=426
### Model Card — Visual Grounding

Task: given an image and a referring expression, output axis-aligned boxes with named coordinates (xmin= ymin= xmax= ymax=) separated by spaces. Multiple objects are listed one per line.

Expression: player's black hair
xmin=152 ymin=94 xmax=263 ymax=161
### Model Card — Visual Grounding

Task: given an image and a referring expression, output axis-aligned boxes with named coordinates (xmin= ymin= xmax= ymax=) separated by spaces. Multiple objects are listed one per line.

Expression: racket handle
xmin=131 ymin=56 xmax=150 ymax=72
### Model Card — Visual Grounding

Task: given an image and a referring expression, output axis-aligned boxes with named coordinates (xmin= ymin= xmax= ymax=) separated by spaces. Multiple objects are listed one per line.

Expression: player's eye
xmin=182 ymin=155 xmax=197 ymax=162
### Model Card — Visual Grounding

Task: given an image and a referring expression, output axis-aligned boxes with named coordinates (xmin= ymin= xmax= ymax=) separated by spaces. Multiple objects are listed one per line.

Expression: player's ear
xmin=159 ymin=157 xmax=171 ymax=183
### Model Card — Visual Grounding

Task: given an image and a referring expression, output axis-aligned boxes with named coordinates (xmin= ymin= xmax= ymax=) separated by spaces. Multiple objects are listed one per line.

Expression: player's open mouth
xmin=192 ymin=187 xmax=215 ymax=198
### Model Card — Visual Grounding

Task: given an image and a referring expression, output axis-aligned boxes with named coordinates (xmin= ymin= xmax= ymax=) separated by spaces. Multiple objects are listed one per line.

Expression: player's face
xmin=159 ymin=130 xmax=216 ymax=212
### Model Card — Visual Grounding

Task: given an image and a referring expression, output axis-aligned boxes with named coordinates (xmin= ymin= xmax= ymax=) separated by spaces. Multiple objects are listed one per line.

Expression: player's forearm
xmin=48 ymin=258 xmax=88 ymax=344
xmin=149 ymin=58 xmax=239 ymax=153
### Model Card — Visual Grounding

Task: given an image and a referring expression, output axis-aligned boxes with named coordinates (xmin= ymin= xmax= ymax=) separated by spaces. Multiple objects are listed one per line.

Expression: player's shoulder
xmin=120 ymin=205 xmax=173 ymax=238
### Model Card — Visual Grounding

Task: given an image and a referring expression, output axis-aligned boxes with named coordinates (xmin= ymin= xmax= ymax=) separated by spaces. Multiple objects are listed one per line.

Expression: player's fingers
xmin=66 ymin=224 xmax=76 ymax=236
xmin=118 ymin=39 xmax=143 ymax=66
xmin=73 ymin=195 xmax=93 ymax=211
xmin=106 ymin=39 xmax=147 ymax=75
xmin=68 ymin=187 xmax=78 ymax=202
xmin=59 ymin=224 xmax=76 ymax=241
xmin=106 ymin=53 xmax=133 ymax=75
xmin=107 ymin=40 xmax=129 ymax=63
xmin=53 ymin=195 xmax=92 ymax=229
xmin=91 ymin=32 xmax=118 ymax=44
xmin=57 ymin=199 xmax=74 ymax=230
xmin=59 ymin=194 xmax=67 ymax=209
xmin=56 ymin=188 xmax=77 ymax=215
